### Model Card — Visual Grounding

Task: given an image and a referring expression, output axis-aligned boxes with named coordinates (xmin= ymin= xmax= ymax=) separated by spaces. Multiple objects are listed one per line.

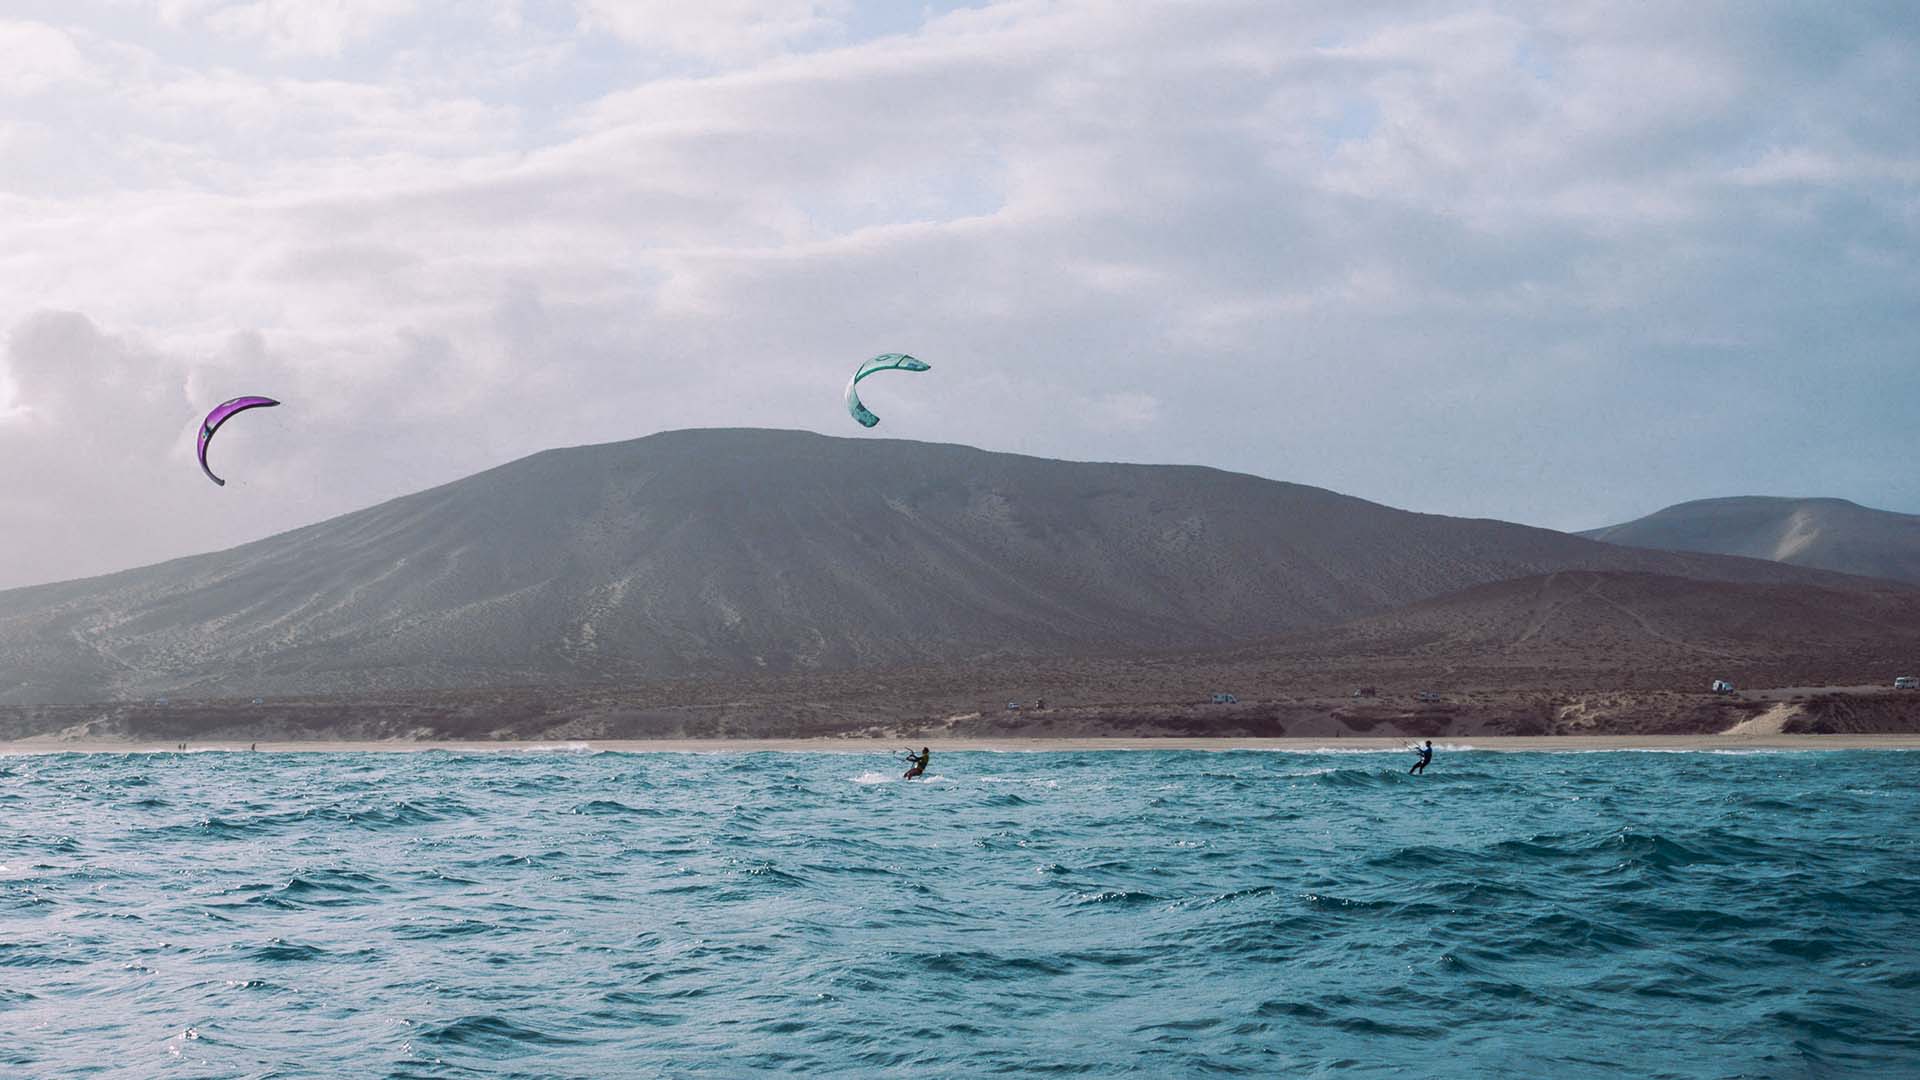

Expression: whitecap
xmin=1228 ymin=744 xmax=1478 ymax=755
xmin=1557 ymin=747 xmax=1818 ymax=755
xmin=853 ymin=771 xmax=950 ymax=784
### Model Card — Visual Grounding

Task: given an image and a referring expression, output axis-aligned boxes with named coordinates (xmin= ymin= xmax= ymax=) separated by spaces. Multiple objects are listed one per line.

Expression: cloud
xmin=0 ymin=1 xmax=1915 ymax=588
xmin=578 ymin=0 xmax=849 ymax=63
xmin=0 ymin=21 xmax=97 ymax=95
xmin=1082 ymin=391 xmax=1160 ymax=432
xmin=146 ymin=0 xmax=419 ymax=56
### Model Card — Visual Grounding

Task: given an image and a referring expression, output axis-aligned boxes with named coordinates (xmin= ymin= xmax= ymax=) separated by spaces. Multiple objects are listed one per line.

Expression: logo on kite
xmin=845 ymin=353 xmax=930 ymax=428
xmin=197 ymin=396 xmax=280 ymax=486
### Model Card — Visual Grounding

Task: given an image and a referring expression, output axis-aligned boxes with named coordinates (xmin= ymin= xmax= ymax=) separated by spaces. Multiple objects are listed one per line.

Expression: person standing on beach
xmin=1409 ymin=741 xmax=1433 ymax=775
xmin=903 ymin=747 xmax=930 ymax=780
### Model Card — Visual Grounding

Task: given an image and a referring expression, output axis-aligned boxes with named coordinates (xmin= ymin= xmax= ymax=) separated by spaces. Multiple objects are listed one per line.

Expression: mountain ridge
xmin=1582 ymin=495 xmax=1920 ymax=584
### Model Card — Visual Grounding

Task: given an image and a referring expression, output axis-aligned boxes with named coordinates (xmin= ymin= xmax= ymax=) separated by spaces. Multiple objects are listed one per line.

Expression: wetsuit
xmin=903 ymin=750 xmax=930 ymax=780
xmin=1410 ymin=745 xmax=1432 ymax=775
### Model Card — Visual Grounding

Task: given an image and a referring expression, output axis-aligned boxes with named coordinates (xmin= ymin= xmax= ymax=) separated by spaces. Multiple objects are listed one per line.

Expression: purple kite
xmin=197 ymin=396 xmax=279 ymax=486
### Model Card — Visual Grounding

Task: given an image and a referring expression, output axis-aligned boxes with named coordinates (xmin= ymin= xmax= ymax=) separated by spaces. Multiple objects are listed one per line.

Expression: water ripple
xmin=0 ymin=748 xmax=1914 ymax=1077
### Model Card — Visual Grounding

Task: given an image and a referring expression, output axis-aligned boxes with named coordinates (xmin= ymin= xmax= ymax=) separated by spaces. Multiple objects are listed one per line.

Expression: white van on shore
xmin=1897 ymin=676 xmax=1919 ymax=690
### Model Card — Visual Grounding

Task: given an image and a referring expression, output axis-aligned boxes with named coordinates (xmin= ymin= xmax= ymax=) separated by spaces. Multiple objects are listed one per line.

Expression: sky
xmin=1 ymin=1 xmax=1916 ymax=590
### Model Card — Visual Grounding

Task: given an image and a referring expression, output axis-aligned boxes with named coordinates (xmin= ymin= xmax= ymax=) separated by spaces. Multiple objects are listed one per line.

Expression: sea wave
xmin=0 ymin=748 xmax=1913 ymax=1077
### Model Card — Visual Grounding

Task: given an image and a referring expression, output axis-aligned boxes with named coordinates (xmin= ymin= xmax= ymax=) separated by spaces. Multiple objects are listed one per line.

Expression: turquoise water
xmin=2 ymin=748 xmax=1915 ymax=1077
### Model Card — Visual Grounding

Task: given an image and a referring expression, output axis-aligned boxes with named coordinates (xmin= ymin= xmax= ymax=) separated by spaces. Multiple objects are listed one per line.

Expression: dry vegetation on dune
xmin=1784 ymin=693 xmax=1920 ymax=734
xmin=9 ymin=665 xmax=1918 ymax=744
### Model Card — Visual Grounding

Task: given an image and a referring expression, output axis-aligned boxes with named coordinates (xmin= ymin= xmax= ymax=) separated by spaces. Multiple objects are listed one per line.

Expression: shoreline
xmin=5 ymin=734 xmax=1919 ymax=755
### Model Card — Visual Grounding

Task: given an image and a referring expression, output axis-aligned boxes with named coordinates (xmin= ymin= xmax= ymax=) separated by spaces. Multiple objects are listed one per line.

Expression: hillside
xmin=1582 ymin=496 xmax=1920 ymax=584
xmin=1255 ymin=570 xmax=1920 ymax=690
xmin=0 ymin=429 xmax=1870 ymax=703
xmin=11 ymin=570 xmax=1919 ymax=742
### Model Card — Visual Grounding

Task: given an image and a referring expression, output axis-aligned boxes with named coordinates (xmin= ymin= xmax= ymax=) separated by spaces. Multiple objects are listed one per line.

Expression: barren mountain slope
xmin=12 ymin=570 xmax=1920 ymax=742
xmin=1259 ymin=570 xmax=1920 ymax=687
xmin=0 ymin=429 xmax=1870 ymax=702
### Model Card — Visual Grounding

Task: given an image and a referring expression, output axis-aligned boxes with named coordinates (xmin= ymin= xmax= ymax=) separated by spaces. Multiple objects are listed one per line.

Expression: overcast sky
xmin=1 ymin=1 xmax=1915 ymax=590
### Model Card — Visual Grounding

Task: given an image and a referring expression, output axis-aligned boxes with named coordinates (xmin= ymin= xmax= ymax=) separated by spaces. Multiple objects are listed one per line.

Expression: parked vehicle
xmin=1210 ymin=692 xmax=1237 ymax=704
xmin=1352 ymin=686 xmax=1377 ymax=698
xmin=1896 ymin=676 xmax=1918 ymax=690
xmin=1416 ymin=691 xmax=1442 ymax=703
xmin=1710 ymin=680 xmax=1736 ymax=695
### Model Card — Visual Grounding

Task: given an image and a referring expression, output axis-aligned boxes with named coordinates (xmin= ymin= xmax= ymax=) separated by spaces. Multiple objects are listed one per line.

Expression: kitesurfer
xmin=1409 ymin=741 xmax=1433 ymax=775
xmin=903 ymin=747 xmax=930 ymax=780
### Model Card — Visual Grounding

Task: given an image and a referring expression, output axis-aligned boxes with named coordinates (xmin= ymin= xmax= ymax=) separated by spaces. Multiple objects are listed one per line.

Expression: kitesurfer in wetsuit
xmin=1410 ymin=741 xmax=1433 ymax=775
xmin=903 ymin=747 xmax=930 ymax=780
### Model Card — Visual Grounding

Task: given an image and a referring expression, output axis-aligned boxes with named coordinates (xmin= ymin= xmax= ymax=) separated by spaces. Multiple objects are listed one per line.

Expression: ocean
xmin=2 ymin=748 xmax=1914 ymax=1078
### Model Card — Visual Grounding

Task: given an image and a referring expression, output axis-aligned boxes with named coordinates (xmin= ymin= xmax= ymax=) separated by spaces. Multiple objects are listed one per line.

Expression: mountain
xmin=0 ymin=429 xmax=1874 ymax=704
xmin=1582 ymin=497 xmax=1920 ymax=584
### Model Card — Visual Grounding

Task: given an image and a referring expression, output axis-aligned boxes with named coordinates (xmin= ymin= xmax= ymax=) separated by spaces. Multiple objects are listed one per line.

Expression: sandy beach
xmin=6 ymin=734 xmax=1918 ymax=755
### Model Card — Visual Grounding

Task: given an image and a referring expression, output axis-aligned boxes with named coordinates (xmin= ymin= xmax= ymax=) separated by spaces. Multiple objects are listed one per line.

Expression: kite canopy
xmin=844 ymin=353 xmax=930 ymax=428
xmin=197 ymin=396 xmax=279 ymax=486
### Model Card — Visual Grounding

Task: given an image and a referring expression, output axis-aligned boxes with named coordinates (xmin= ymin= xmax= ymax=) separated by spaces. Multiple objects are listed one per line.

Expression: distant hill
xmin=1582 ymin=497 xmax=1920 ymax=584
xmin=0 ymin=429 xmax=1869 ymax=703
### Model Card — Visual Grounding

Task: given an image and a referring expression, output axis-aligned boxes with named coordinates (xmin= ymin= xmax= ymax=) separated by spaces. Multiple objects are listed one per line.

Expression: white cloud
xmin=0 ymin=21 xmax=97 ymax=95
xmin=1082 ymin=391 xmax=1160 ymax=432
xmin=578 ymin=0 xmax=848 ymax=63
xmin=144 ymin=0 xmax=418 ymax=56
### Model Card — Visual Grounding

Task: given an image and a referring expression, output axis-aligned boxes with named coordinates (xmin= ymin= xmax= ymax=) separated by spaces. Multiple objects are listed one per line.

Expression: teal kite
xmin=844 ymin=353 xmax=930 ymax=428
